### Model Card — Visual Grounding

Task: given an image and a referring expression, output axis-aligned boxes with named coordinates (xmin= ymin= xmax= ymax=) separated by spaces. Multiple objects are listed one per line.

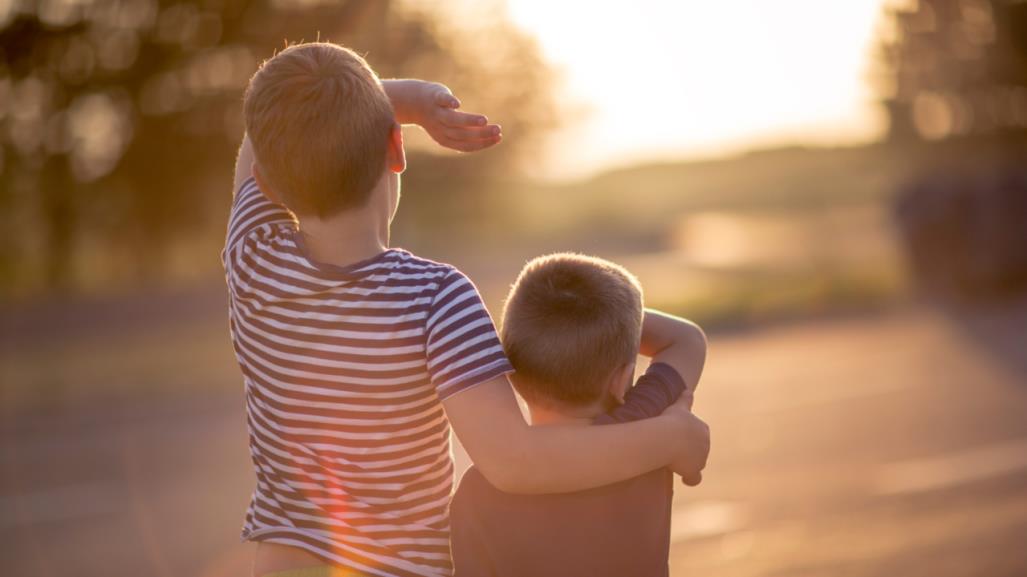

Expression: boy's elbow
xmin=690 ymin=322 xmax=708 ymax=353
xmin=668 ymin=321 xmax=706 ymax=357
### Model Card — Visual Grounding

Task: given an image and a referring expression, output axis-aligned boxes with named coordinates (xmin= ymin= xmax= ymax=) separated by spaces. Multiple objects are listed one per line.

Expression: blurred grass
xmin=653 ymin=265 xmax=909 ymax=329
xmin=0 ymin=293 xmax=240 ymax=411
xmin=9 ymin=137 xmax=1023 ymax=409
xmin=1 ymin=320 xmax=237 ymax=411
xmin=506 ymin=145 xmax=905 ymax=242
xmin=503 ymin=137 xmax=1023 ymax=241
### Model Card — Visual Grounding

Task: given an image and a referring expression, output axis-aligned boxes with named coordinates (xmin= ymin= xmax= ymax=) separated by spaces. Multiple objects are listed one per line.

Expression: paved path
xmin=666 ymin=305 xmax=1027 ymax=577
xmin=2 ymin=304 xmax=1025 ymax=577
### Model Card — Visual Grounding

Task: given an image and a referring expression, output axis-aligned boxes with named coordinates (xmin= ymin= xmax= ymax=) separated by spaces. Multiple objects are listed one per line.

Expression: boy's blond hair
xmin=501 ymin=253 xmax=644 ymax=408
xmin=243 ymin=42 xmax=396 ymax=218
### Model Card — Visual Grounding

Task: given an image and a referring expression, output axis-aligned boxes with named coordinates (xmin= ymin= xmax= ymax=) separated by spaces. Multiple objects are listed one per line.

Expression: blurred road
xmin=667 ymin=303 xmax=1027 ymax=577
xmin=2 ymin=302 xmax=1026 ymax=577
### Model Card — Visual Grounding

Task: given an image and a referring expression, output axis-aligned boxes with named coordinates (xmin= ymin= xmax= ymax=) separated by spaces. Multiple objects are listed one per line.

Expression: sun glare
xmin=506 ymin=0 xmax=889 ymax=178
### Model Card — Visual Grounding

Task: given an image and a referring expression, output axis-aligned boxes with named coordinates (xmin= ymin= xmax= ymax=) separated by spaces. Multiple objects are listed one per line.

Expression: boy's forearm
xmin=499 ymin=415 xmax=687 ymax=494
xmin=233 ymin=133 xmax=255 ymax=195
xmin=639 ymin=308 xmax=706 ymax=358
xmin=638 ymin=308 xmax=708 ymax=391
xmin=381 ymin=79 xmax=424 ymax=125
xmin=447 ymin=377 xmax=708 ymax=495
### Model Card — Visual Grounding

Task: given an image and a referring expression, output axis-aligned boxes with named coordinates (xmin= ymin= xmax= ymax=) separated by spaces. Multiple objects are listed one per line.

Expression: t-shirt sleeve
xmin=426 ymin=269 xmax=514 ymax=400
xmin=222 ymin=176 xmax=294 ymax=266
xmin=594 ymin=362 xmax=687 ymax=425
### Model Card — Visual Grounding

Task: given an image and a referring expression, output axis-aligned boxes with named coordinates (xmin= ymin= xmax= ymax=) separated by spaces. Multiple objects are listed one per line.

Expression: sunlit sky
xmin=504 ymin=0 xmax=891 ymax=179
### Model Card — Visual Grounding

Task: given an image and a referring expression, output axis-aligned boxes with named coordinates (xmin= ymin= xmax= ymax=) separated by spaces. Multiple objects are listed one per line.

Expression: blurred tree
xmin=875 ymin=0 xmax=1027 ymax=141
xmin=877 ymin=0 xmax=1027 ymax=300
xmin=0 ymin=0 xmax=559 ymax=294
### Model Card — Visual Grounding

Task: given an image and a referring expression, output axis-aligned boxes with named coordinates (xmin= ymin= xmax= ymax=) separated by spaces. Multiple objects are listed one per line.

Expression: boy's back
xmin=225 ymin=179 xmax=512 ymax=575
xmin=453 ymin=467 xmax=671 ymax=577
xmin=450 ymin=363 xmax=685 ymax=577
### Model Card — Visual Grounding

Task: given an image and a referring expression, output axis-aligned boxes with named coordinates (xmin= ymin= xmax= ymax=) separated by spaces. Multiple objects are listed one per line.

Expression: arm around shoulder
xmin=443 ymin=375 xmax=705 ymax=494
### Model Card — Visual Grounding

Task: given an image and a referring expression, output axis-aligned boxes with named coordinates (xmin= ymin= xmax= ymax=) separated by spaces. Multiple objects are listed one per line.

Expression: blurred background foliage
xmin=876 ymin=0 xmax=1027 ymax=142
xmin=0 ymin=0 xmax=561 ymax=294
xmin=0 ymin=0 xmax=1024 ymax=309
xmin=2 ymin=4 xmax=1027 ymax=576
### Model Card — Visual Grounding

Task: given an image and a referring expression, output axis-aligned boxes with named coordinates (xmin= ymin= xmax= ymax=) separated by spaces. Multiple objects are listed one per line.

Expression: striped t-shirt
xmin=222 ymin=178 xmax=513 ymax=577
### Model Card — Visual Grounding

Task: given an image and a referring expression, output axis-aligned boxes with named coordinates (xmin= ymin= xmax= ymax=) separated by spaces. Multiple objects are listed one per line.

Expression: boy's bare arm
xmin=381 ymin=79 xmax=502 ymax=152
xmin=637 ymin=309 xmax=709 ymax=485
xmin=443 ymin=375 xmax=710 ymax=495
xmin=639 ymin=308 xmax=708 ymax=398
xmin=232 ymin=134 xmax=256 ymax=196
xmin=232 ymin=80 xmax=499 ymax=195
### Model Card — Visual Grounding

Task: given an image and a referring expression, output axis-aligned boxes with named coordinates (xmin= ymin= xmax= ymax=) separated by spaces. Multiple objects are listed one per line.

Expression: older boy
xmin=225 ymin=43 xmax=710 ymax=577
xmin=450 ymin=253 xmax=708 ymax=577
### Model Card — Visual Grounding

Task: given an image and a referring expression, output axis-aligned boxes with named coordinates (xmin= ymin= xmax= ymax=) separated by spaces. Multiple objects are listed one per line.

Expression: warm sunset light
xmin=4 ymin=1 xmax=1026 ymax=576
xmin=506 ymin=0 xmax=890 ymax=177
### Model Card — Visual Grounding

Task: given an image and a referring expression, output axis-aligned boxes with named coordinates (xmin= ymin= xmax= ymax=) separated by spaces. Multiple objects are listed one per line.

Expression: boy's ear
xmin=252 ymin=162 xmax=283 ymax=205
xmin=607 ymin=362 xmax=635 ymax=406
xmin=386 ymin=123 xmax=406 ymax=174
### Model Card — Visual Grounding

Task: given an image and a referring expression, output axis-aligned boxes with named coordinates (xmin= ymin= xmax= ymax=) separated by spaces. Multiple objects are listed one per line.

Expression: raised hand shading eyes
xmin=417 ymin=83 xmax=503 ymax=153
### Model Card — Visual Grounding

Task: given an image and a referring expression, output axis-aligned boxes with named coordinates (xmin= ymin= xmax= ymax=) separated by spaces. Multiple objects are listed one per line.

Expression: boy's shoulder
xmin=388 ymin=253 xmax=493 ymax=307
xmin=387 ymin=250 xmax=461 ymax=276
xmin=381 ymin=251 xmax=482 ymax=298
xmin=326 ymin=248 xmax=463 ymax=277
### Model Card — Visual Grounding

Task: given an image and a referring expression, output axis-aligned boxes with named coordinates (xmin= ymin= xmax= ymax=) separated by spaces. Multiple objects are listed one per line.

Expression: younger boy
xmin=226 ymin=43 xmax=710 ymax=577
xmin=451 ymin=253 xmax=708 ymax=577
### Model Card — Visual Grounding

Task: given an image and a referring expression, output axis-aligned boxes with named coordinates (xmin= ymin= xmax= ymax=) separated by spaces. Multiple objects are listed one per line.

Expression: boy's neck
xmin=528 ymin=401 xmax=604 ymax=427
xmin=296 ymin=190 xmax=392 ymax=267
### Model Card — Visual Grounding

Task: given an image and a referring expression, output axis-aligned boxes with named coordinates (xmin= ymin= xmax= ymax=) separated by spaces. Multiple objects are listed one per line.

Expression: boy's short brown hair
xmin=243 ymin=42 xmax=396 ymax=218
xmin=501 ymin=253 xmax=644 ymax=408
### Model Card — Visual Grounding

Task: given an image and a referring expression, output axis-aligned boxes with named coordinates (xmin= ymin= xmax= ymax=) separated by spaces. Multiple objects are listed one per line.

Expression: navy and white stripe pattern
xmin=222 ymin=178 xmax=512 ymax=576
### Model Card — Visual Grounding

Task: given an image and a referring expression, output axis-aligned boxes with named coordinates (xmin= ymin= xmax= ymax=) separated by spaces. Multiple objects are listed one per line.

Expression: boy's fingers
xmin=440 ymin=109 xmax=489 ymax=128
xmin=444 ymin=134 xmax=501 ymax=152
xmin=443 ymin=125 xmax=501 ymax=142
xmin=467 ymin=135 xmax=501 ymax=150
xmin=434 ymin=89 xmax=460 ymax=109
